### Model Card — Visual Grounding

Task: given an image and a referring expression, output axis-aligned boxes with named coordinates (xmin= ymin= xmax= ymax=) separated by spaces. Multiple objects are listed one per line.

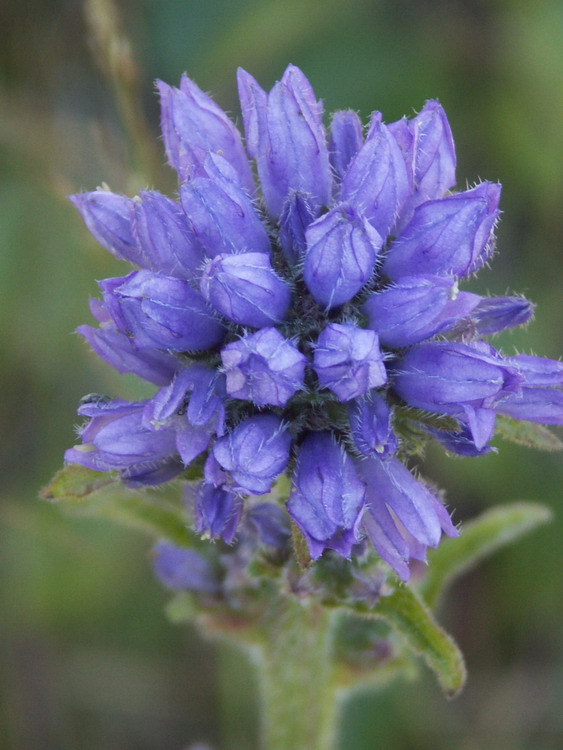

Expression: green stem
xmin=257 ymin=596 xmax=339 ymax=750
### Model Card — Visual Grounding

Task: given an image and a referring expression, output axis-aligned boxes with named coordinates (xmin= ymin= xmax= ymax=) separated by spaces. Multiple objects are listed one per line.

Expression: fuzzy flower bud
xmin=101 ymin=270 xmax=225 ymax=352
xmin=194 ymin=483 xmax=242 ymax=543
xmin=157 ymin=76 xmax=254 ymax=191
xmin=180 ymin=154 xmax=270 ymax=259
xmin=469 ymin=296 xmax=535 ymax=336
xmin=329 ymin=110 xmax=364 ymax=182
xmin=64 ymin=399 xmax=183 ymax=486
xmin=349 ymin=393 xmax=397 ymax=458
xmin=313 ymin=323 xmax=386 ymax=402
xmin=287 ymin=432 xmax=365 ymax=559
xmin=237 ymin=65 xmax=331 ymax=217
xmin=200 ymin=252 xmax=291 ymax=327
xmin=213 ymin=415 xmax=291 ymax=494
xmin=70 ymin=190 xmax=144 ymax=267
xmin=131 ymin=190 xmax=203 ymax=279
xmin=383 ymin=182 xmax=501 ymax=280
xmin=221 ymin=328 xmax=307 ymax=407
xmin=278 ymin=191 xmax=316 ymax=265
xmin=340 ymin=114 xmax=410 ymax=238
xmin=303 ymin=204 xmax=382 ymax=309
xmin=359 ymin=455 xmax=458 ymax=581
xmin=363 ymin=275 xmax=480 ymax=348
xmin=393 ymin=341 xmax=522 ymax=448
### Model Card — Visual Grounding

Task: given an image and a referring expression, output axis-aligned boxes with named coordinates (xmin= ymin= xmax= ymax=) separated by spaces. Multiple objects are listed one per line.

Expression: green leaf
xmin=40 ymin=464 xmax=116 ymax=502
xmin=420 ymin=502 xmax=552 ymax=608
xmin=92 ymin=492 xmax=198 ymax=548
xmin=495 ymin=415 xmax=563 ymax=451
xmin=355 ymin=585 xmax=466 ymax=698
xmin=41 ymin=463 xmax=203 ymax=549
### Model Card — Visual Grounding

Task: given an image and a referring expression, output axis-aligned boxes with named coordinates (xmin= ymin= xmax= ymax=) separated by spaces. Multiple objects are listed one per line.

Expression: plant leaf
xmin=40 ymin=463 xmax=202 ymax=549
xmin=420 ymin=502 xmax=552 ymax=608
xmin=495 ymin=415 xmax=563 ymax=451
xmin=350 ymin=585 xmax=466 ymax=698
xmin=40 ymin=464 xmax=116 ymax=502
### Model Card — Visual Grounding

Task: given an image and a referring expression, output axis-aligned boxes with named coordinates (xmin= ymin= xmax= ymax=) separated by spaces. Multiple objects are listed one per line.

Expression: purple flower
xmin=221 ymin=328 xmax=307 ymax=407
xmin=383 ymin=182 xmax=501 ymax=280
xmin=195 ymin=483 xmax=242 ymax=543
xmin=340 ymin=114 xmax=410 ymax=238
xmin=157 ymin=75 xmax=254 ymax=191
xmin=237 ymin=65 xmax=331 ymax=217
xmin=359 ymin=455 xmax=458 ymax=581
xmin=200 ymin=252 xmax=291 ymax=327
xmin=390 ymin=100 xmax=456 ymax=226
xmin=180 ymin=154 xmax=270 ymax=259
xmin=152 ymin=542 xmax=220 ymax=594
xmin=468 ymin=296 xmax=535 ymax=337
xmin=278 ymin=191 xmax=317 ymax=266
xmin=363 ymin=275 xmax=480 ymax=349
xmin=101 ymin=270 xmax=225 ymax=352
xmin=77 ymin=321 xmax=180 ymax=385
xmin=67 ymin=65 xmax=562 ymax=584
xmin=70 ymin=190 xmax=144 ymax=267
xmin=393 ymin=341 xmax=522 ymax=448
xmin=64 ymin=398 xmax=184 ymax=486
xmin=329 ymin=110 xmax=364 ymax=183
xmin=303 ymin=204 xmax=383 ymax=309
xmin=349 ymin=393 xmax=398 ymax=458
xmin=131 ymin=190 xmax=203 ymax=279
xmin=313 ymin=323 xmax=386 ymax=402
xmin=495 ymin=354 xmax=563 ymax=425
xmin=213 ymin=414 xmax=291 ymax=494
xmin=287 ymin=432 xmax=365 ymax=559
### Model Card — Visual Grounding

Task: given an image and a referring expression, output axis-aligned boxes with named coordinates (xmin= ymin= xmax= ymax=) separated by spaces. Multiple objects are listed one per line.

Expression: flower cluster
xmin=67 ymin=66 xmax=563 ymax=581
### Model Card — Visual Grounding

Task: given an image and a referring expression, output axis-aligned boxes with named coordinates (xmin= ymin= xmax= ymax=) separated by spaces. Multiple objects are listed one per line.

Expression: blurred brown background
xmin=1 ymin=1 xmax=562 ymax=748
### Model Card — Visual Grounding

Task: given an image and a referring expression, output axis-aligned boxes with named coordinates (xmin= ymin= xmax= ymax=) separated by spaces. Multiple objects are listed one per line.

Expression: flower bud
xmin=390 ymin=100 xmax=456 ymax=227
xmin=363 ymin=275 xmax=480 ymax=348
xmin=278 ymin=191 xmax=316 ymax=265
xmin=221 ymin=328 xmax=307 ymax=407
xmin=180 ymin=154 xmax=270 ymax=259
xmin=101 ymin=270 xmax=225 ymax=352
xmin=195 ymin=483 xmax=242 ymax=543
xmin=359 ymin=455 xmax=458 ymax=581
xmin=65 ymin=399 xmax=183 ymax=485
xmin=213 ymin=415 xmax=291 ymax=494
xmin=340 ymin=115 xmax=410 ymax=238
xmin=313 ymin=323 xmax=386 ymax=402
xmin=70 ymin=190 xmax=144 ymax=266
xmin=495 ymin=354 xmax=563 ymax=425
xmin=287 ymin=432 xmax=365 ymax=559
xmin=200 ymin=252 xmax=291 ymax=328
xmin=78 ymin=322 xmax=179 ymax=385
xmin=131 ymin=191 xmax=203 ymax=279
xmin=392 ymin=341 xmax=522 ymax=448
xmin=152 ymin=542 xmax=220 ymax=593
xmin=383 ymin=182 xmax=501 ymax=280
xmin=303 ymin=204 xmax=382 ymax=309
xmin=469 ymin=296 xmax=535 ymax=336
xmin=237 ymin=65 xmax=331 ymax=217
xmin=157 ymin=76 xmax=254 ymax=191
xmin=349 ymin=393 xmax=397 ymax=458
xmin=329 ymin=110 xmax=364 ymax=182
xmin=497 ymin=387 xmax=563 ymax=425
xmin=506 ymin=354 xmax=563 ymax=387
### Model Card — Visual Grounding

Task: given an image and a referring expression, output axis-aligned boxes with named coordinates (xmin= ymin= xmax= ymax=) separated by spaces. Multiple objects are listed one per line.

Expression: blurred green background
xmin=1 ymin=0 xmax=563 ymax=748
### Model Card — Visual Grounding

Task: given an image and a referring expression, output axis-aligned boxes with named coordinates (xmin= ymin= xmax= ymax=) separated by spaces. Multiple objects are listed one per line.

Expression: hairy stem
xmin=257 ymin=596 xmax=339 ymax=750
